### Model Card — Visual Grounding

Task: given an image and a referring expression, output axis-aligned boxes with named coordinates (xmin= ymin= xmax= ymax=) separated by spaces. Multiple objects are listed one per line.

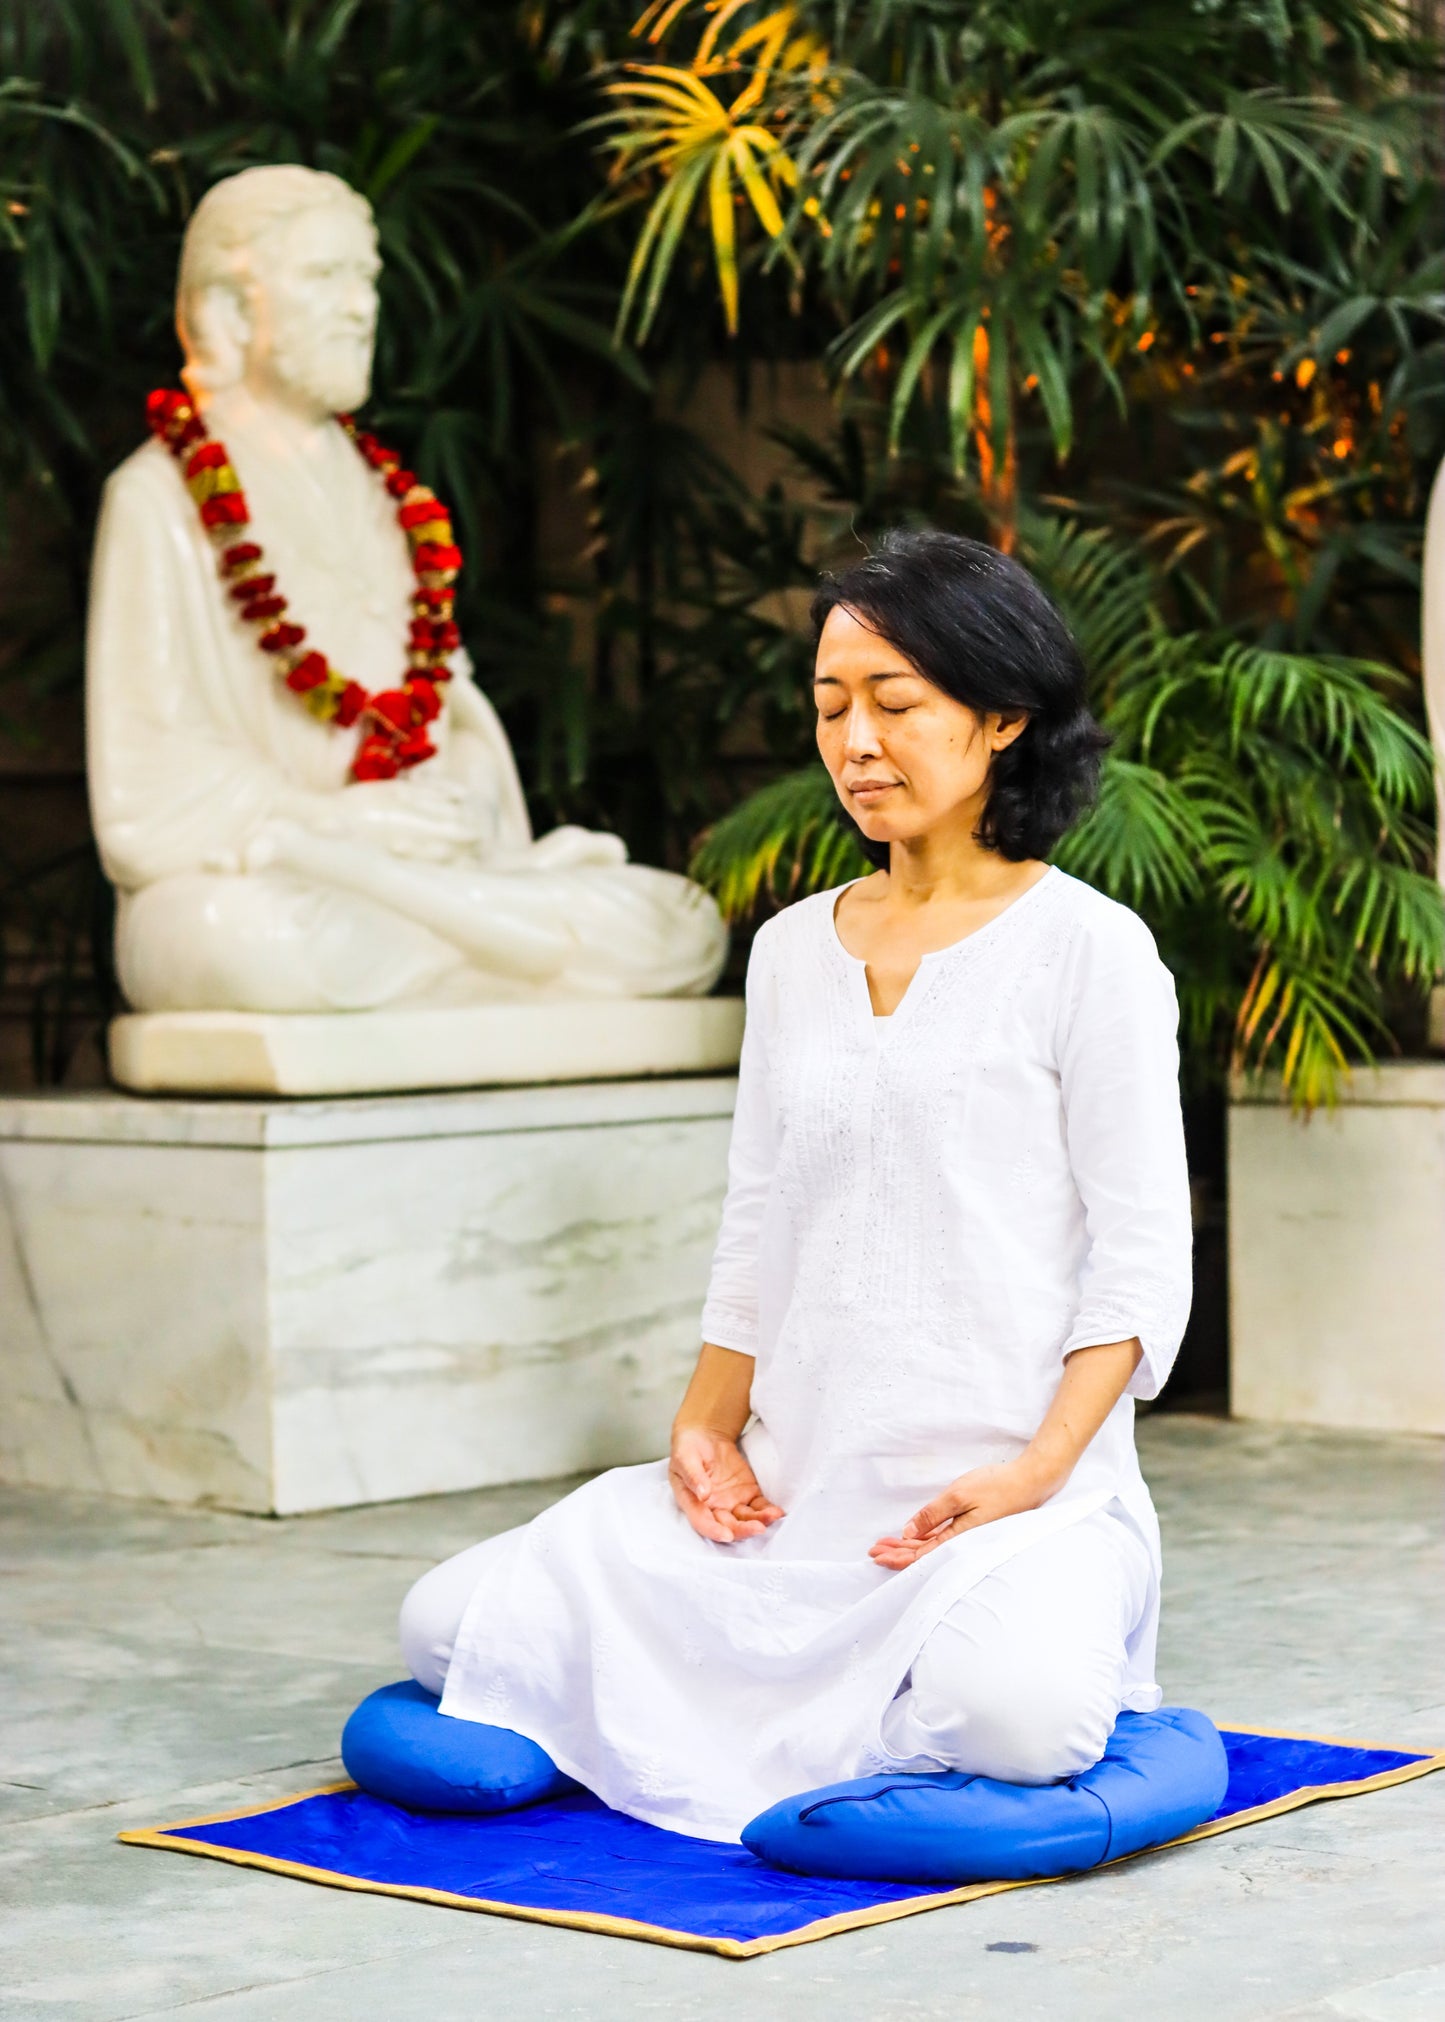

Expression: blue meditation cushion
xmin=341 ymin=1681 xmax=580 ymax=1815
xmin=741 ymin=1706 xmax=1229 ymax=1884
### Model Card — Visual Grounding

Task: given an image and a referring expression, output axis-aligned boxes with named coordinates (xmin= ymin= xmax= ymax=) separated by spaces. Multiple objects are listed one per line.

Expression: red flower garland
xmin=145 ymin=389 xmax=463 ymax=780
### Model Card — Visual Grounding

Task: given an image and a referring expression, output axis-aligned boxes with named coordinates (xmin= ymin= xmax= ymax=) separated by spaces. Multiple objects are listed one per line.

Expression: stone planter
xmin=1228 ymin=1063 xmax=1445 ymax=1435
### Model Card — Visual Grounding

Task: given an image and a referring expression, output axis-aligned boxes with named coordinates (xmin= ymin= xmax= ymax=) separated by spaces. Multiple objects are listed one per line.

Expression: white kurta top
xmin=441 ymin=868 xmax=1194 ymax=1841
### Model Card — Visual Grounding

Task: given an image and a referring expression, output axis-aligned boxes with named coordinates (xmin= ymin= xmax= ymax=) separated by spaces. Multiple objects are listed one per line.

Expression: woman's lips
xmin=847 ymin=780 xmax=899 ymax=802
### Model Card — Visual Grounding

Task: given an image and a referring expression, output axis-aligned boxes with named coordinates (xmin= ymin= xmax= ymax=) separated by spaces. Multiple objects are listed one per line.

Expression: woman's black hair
xmin=811 ymin=529 xmax=1109 ymax=867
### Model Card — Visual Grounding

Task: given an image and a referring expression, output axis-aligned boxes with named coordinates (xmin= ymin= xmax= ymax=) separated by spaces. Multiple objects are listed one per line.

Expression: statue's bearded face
xmin=246 ymin=204 xmax=381 ymax=415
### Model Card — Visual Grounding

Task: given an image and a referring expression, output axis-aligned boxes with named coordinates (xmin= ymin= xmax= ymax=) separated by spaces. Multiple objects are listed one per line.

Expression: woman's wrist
xmin=1012 ymin=1337 xmax=1141 ymax=1507
xmin=671 ymin=1343 xmax=755 ymax=1453
xmin=1012 ymin=1438 xmax=1074 ymax=1504
xmin=671 ymin=1413 xmax=743 ymax=1447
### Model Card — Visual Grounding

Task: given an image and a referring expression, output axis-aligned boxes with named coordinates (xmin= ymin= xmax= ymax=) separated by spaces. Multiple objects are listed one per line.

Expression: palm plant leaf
xmin=1054 ymin=759 xmax=1208 ymax=912
xmin=598 ymin=59 xmax=800 ymax=337
xmin=2 ymin=0 xmax=1441 ymax=1107
xmin=689 ymin=764 xmax=866 ymax=917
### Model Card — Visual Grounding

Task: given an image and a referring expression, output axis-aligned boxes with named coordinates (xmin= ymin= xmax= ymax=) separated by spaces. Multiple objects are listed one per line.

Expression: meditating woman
xmin=395 ymin=530 xmax=1193 ymax=1846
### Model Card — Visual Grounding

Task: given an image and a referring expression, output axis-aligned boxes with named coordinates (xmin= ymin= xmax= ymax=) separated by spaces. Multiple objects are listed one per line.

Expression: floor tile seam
xmin=1 ymin=1520 xmax=525 ymax=1552
xmin=8 ymin=1528 xmax=1423 ymax=1568
xmin=1157 ymin=1522 xmax=1445 ymax=1536
xmin=0 ymin=1530 xmax=266 ymax=1555
xmin=263 ymin=1545 xmax=464 ymax=1559
xmin=1153 ymin=1527 xmax=1444 ymax=1545
xmin=0 ymin=1542 xmax=447 ymax=1572
xmin=0 ymin=1527 xmax=515 ymax=1554
xmin=0 ymin=1635 xmax=399 ymax=1670
xmin=0 ymin=1557 xmax=424 ymax=1592
xmin=0 ymin=1765 xmax=349 ymax=1834
xmin=106 ymin=1932 xmax=480 ymax=2022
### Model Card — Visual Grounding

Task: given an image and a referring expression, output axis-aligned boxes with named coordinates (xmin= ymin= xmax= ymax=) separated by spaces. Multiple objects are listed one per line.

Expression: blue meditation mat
xmin=120 ymin=1726 xmax=1445 ymax=1957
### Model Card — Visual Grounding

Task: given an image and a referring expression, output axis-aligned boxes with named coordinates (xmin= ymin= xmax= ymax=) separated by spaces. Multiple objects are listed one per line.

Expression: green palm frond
xmin=596 ymin=54 xmax=803 ymax=339
xmin=1019 ymin=516 xmax=1165 ymax=694
xmin=1204 ymin=644 xmax=1433 ymax=804
xmin=1232 ymin=948 xmax=1388 ymax=1112
xmin=1053 ymin=759 xmax=1208 ymax=912
xmin=1329 ymin=854 xmax=1445 ymax=979
xmin=689 ymin=764 xmax=866 ymax=918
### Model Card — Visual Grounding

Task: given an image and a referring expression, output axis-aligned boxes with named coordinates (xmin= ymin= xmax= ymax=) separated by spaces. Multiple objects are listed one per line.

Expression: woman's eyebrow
xmin=812 ymin=668 xmax=917 ymax=685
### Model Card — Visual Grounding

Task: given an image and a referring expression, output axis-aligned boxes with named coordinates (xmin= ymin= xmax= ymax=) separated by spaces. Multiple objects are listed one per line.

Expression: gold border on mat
xmin=118 ymin=1735 xmax=1445 ymax=1961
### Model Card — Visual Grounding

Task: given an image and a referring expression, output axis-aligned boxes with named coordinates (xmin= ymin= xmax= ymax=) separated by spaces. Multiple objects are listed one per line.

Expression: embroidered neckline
xmin=823 ymin=866 xmax=1061 ymax=1027
xmin=825 ymin=865 xmax=1058 ymax=970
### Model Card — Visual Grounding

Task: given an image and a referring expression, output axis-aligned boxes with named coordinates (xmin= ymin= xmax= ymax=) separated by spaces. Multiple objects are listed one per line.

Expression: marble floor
xmin=3 ymin=1415 xmax=1442 ymax=2022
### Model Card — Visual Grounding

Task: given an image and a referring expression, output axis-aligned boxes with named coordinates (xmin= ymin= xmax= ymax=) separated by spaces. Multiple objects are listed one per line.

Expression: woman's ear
xmin=987 ymin=710 xmax=1030 ymax=753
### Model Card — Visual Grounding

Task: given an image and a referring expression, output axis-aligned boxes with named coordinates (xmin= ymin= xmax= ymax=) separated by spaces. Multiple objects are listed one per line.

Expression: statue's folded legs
xmin=116 ymin=845 xmax=728 ymax=1014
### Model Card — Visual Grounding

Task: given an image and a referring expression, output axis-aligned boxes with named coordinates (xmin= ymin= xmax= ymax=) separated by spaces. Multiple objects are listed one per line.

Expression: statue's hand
xmin=319 ymin=778 xmax=484 ymax=862
xmin=525 ymin=825 xmax=628 ymax=872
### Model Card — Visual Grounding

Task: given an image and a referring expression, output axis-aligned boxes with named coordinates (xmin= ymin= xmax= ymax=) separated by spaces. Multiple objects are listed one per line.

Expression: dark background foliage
xmin=3 ymin=0 xmax=1443 ymax=1406
xmin=1 ymin=0 xmax=1443 ymax=1107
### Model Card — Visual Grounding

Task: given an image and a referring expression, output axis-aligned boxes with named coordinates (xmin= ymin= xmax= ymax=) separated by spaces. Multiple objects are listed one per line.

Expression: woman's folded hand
xmin=669 ymin=1425 xmax=784 ymax=1544
xmin=867 ymin=1456 xmax=1058 ymax=1569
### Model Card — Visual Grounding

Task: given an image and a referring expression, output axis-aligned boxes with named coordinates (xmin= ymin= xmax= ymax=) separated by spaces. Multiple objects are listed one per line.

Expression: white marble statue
xmin=87 ymin=165 xmax=727 ymax=1015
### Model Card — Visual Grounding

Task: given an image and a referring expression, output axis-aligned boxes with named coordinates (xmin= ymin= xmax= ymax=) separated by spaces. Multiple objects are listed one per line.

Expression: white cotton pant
xmin=400 ymin=1509 xmax=1152 ymax=1791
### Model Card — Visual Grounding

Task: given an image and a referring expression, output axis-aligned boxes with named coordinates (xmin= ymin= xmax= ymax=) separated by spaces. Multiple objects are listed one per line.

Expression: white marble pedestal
xmin=1229 ymin=1063 xmax=1445 ymax=1434
xmin=109 ymin=998 xmax=745 ymax=1097
xmin=0 ymin=1077 xmax=737 ymax=1512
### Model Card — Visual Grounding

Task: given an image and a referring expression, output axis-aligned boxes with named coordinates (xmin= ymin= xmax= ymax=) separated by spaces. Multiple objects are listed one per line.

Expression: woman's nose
xmin=843 ymin=708 xmax=881 ymax=761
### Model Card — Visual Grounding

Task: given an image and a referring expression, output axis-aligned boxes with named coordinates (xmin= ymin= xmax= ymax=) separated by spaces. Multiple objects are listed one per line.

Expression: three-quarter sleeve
xmin=1055 ymin=906 xmax=1194 ymax=1401
xmin=698 ymin=925 xmax=781 ymax=1354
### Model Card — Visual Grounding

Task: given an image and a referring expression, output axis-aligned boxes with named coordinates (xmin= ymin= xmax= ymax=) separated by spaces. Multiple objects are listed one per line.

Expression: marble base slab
xmin=0 ymin=1078 xmax=737 ymax=1512
xmin=1229 ymin=1063 xmax=1445 ymax=1435
xmin=108 ymin=998 xmax=745 ymax=1097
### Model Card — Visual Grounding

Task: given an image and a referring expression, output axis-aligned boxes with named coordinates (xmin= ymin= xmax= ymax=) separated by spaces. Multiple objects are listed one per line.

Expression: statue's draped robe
xmin=87 ymin=409 xmax=723 ymax=1011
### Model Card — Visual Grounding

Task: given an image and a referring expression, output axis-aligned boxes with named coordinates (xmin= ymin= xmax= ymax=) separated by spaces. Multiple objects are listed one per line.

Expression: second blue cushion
xmin=741 ymin=1706 xmax=1229 ymax=1883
